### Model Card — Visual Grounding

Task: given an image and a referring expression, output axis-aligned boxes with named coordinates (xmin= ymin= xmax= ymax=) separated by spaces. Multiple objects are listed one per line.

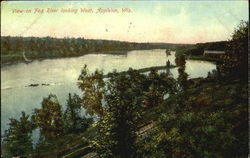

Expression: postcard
xmin=1 ymin=1 xmax=248 ymax=157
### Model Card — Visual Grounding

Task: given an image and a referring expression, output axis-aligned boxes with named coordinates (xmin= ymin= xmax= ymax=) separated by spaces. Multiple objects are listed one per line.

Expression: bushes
xmin=138 ymin=81 xmax=248 ymax=158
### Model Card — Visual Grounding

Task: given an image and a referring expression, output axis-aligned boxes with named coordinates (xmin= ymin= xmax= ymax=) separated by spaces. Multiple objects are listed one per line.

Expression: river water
xmin=1 ymin=49 xmax=216 ymax=135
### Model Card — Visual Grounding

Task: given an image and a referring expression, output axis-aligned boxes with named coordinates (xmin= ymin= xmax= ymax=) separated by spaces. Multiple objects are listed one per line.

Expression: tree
xmin=166 ymin=49 xmax=171 ymax=56
xmin=95 ymin=71 xmax=144 ymax=158
xmin=177 ymin=67 xmax=188 ymax=91
xmin=142 ymin=84 xmax=163 ymax=108
xmin=218 ymin=21 xmax=248 ymax=82
xmin=166 ymin=60 xmax=171 ymax=67
xmin=175 ymin=54 xmax=186 ymax=67
xmin=176 ymin=55 xmax=188 ymax=91
xmin=142 ymin=68 xmax=177 ymax=108
xmin=3 ymin=112 xmax=34 ymax=157
xmin=64 ymin=93 xmax=93 ymax=133
xmin=139 ymin=77 xmax=248 ymax=158
xmin=32 ymin=94 xmax=64 ymax=141
xmin=78 ymin=65 xmax=105 ymax=117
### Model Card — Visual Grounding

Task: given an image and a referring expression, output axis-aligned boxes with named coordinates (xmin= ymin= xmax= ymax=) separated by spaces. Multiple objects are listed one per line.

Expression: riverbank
xmin=1 ymin=50 xmax=127 ymax=66
xmin=188 ymin=55 xmax=221 ymax=63
xmin=1 ymin=49 xmax=163 ymax=66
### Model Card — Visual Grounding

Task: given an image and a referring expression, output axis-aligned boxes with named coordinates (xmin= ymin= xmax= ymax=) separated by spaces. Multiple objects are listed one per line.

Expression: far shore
xmin=1 ymin=50 xmax=130 ymax=67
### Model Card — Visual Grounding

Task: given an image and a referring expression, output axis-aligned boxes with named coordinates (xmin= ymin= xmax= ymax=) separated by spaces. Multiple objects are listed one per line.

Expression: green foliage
xmin=95 ymin=70 xmax=145 ymax=158
xmin=3 ymin=112 xmax=34 ymax=157
xmin=64 ymin=93 xmax=93 ymax=134
xmin=218 ymin=21 xmax=248 ymax=81
xmin=142 ymin=69 xmax=176 ymax=107
xmin=32 ymin=94 xmax=64 ymax=141
xmin=142 ymin=84 xmax=163 ymax=108
xmin=139 ymin=81 xmax=248 ymax=158
xmin=78 ymin=65 xmax=105 ymax=116
xmin=92 ymin=67 xmax=178 ymax=158
xmin=95 ymin=111 xmax=137 ymax=158
xmin=176 ymin=55 xmax=188 ymax=91
xmin=33 ymin=133 xmax=91 ymax=158
xmin=175 ymin=54 xmax=186 ymax=67
xmin=175 ymin=41 xmax=227 ymax=58
xmin=3 ymin=93 xmax=95 ymax=157
xmin=158 ymin=112 xmax=236 ymax=158
xmin=177 ymin=67 xmax=188 ymax=91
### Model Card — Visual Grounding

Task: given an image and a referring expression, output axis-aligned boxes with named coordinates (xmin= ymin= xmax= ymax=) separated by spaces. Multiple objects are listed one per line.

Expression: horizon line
xmin=1 ymin=35 xmax=229 ymax=45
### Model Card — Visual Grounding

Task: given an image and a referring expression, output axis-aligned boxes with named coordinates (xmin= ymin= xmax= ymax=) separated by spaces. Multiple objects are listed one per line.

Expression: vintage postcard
xmin=1 ymin=1 xmax=248 ymax=157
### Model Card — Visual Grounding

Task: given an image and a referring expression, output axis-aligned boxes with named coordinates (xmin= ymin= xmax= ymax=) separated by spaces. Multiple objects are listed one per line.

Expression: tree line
xmin=1 ymin=36 xmax=181 ymax=64
xmin=2 ymin=93 xmax=93 ymax=157
xmin=175 ymin=41 xmax=227 ymax=58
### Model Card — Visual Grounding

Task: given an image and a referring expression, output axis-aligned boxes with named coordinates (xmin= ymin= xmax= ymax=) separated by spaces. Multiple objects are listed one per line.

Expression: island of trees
xmin=1 ymin=21 xmax=248 ymax=158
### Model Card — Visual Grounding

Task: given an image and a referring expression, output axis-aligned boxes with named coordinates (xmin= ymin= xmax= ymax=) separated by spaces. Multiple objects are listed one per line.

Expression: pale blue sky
xmin=1 ymin=1 xmax=248 ymax=43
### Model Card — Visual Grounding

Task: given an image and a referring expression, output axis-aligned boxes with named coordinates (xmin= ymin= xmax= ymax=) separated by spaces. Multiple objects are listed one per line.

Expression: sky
xmin=1 ymin=1 xmax=248 ymax=44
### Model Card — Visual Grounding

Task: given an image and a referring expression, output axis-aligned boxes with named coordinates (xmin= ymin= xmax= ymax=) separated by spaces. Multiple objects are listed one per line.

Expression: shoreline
xmin=1 ymin=50 xmax=128 ymax=67
xmin=1 ymin=49 xmax=159 ymax=67
xmin=188 ymin=55 xmax=221 ymax=63
xmin=1 ymin=48 xmax=170 ymax=67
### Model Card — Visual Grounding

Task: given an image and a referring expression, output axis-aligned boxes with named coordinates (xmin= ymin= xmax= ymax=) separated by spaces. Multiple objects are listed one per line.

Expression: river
xmin=1 ymin=49 xmax=216 ymax=136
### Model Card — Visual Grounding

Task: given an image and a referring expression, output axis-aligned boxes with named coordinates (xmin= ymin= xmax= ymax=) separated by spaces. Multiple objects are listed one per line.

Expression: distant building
xmin=203 ymin=50 xmax=225 ymax=58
